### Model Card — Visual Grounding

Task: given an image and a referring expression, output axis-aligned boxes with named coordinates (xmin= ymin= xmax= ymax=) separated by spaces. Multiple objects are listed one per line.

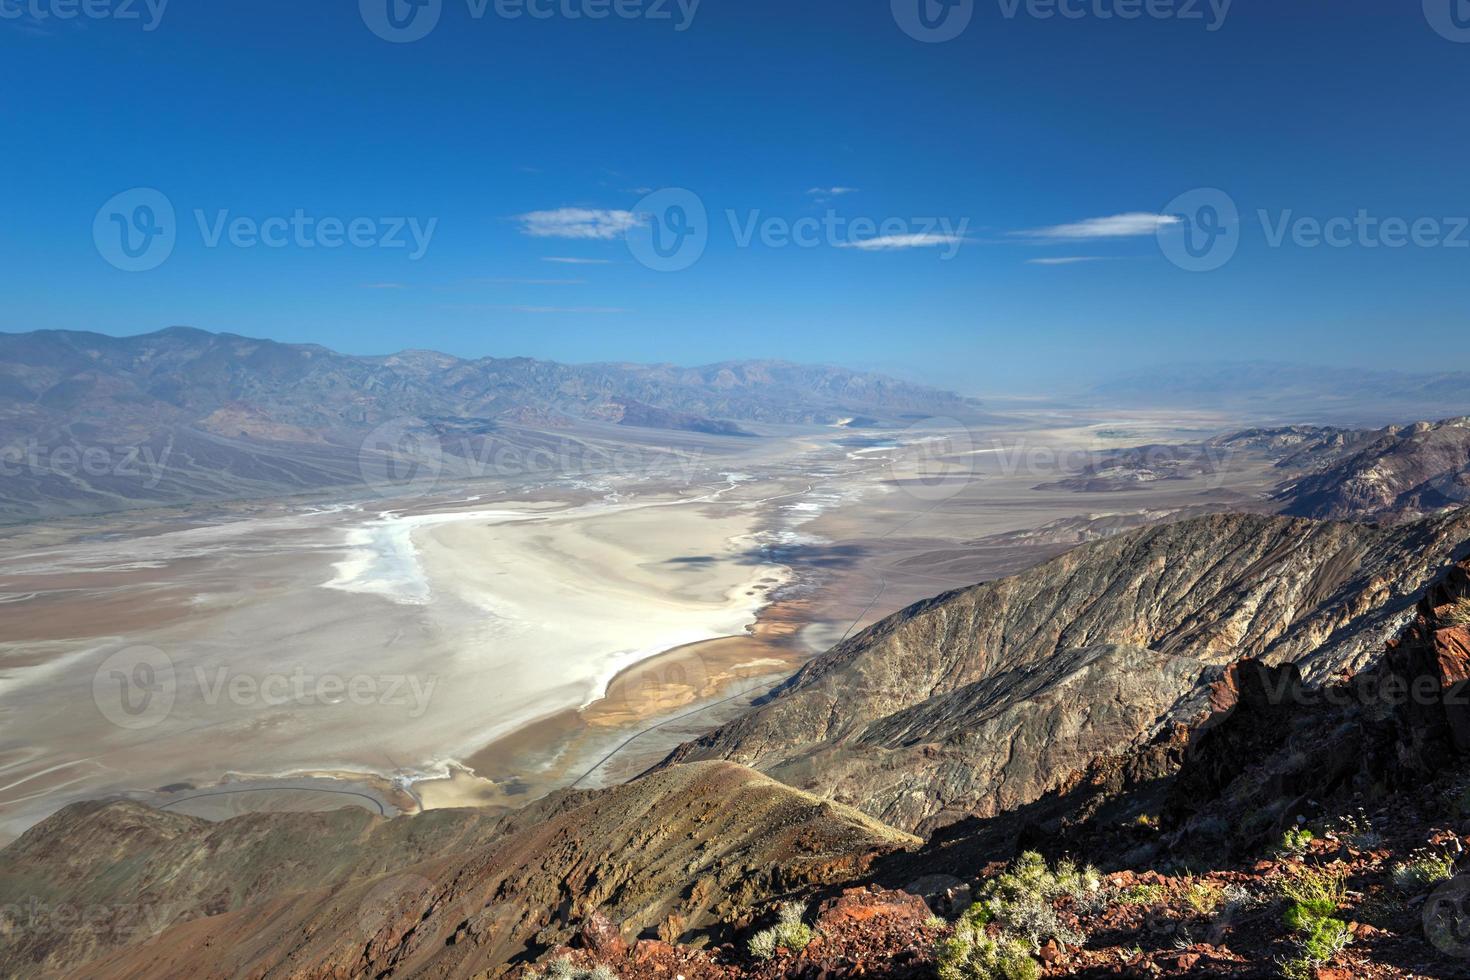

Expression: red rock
xmin=578 ymin=911 xmax=628 ymax=960
xmin=816 ymin=887 xmax=932 ymax=929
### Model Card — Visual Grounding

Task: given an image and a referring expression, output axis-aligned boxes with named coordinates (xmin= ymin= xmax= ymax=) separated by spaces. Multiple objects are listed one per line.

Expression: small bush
xmin=1392 ymin=850 xmax=1454 ymax=893
xmin=1278 ymin=864 xmax=1349 ymax=909
xmin=1319 ymin=808 xmax=1383 ymax=850
xmin=935 ymin=913 xmax=1039 ymax=980
xmin=976 ymin=852 xmax=1093 ymax=947
xmin=1300 ymin=916 xmax=1351 ymax=961
xmin=747 ymin=902 xmax=813 ymax=961
xmin=1283 ymin=899 xmax=1336 ymax=932
xmin=1118 ymin=883 xmax=1168 ymax=906
xmin=1184 ymin=881 xmax=1225 ymax=916
xmin=1274 ymin=827 xmax=1314 ymax=859
xmin=1445 ymin=597 xmax=1470 ymax=626
xmin=523 ymin=959 xmax=619 ymax=980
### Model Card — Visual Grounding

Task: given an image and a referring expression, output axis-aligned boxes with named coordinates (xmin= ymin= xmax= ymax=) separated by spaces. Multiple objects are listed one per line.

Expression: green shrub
xmin=977 ymin=852 xmax=1094 ymax=947
xmin=1277 ymin=864 xmax=1348 ymax=908
xmin=1118 ymin=883 xmax=1168 ymax=906
xmin=935 ymin=914 xmax=1039 ymax=980
xmin=747 ymin=902 xmax=813 ymax=961
xmin=1184 ymin=881 xmax=1225 ymax=916
xmin=1391 ymin=851 xmax=1454 ymax=894
xmin=1300 ymin=916 xmax=1351 ymax=961
xmin=1274 ymin=827 xmax=1314 ymax=859
xmin=1283 ymin=898 xmax=1336 ymax=932
xmin=523 ymin=959 xmax=619 ymax=980
xmin=1445 ymin=597 xmax=1470 ymax=626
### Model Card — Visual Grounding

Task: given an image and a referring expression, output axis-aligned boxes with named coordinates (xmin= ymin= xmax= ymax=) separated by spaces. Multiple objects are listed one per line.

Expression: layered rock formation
xmin=664 ymin=510 xmax=1470 ymax=833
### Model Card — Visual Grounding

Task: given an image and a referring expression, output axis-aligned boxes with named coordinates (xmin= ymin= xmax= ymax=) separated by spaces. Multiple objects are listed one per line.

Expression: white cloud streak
xmin=516 ymin=208 xmax=640 ymax=240
xmin=1017 ymin=212 xmax=1181 ymax=239
xmin=837 ymin=233 xmax=966 ymax=251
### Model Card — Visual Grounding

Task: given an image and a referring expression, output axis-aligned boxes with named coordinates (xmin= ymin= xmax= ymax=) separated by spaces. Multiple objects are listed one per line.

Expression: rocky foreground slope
xmin=1 ymin=762 xmax=914 ymax=979
xmin=6 ymin=508 xmax=1470 ymax=978
xmin=665 ymin=510 xmax=1470 ymax=834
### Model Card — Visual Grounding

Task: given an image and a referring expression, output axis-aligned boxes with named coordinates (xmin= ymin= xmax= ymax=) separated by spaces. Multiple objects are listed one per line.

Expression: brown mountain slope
xmin=663 ymin=510 xmax=1470 ymax=834
xmin=5 ymin=762 xmax=914 ymax=979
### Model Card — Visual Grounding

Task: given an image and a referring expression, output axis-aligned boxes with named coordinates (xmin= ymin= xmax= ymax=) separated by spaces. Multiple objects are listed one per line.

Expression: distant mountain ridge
xmin=0 ymin=327 xmax=975 ymax=439
xmin=0 ymin=327 xmax=978 ymax=520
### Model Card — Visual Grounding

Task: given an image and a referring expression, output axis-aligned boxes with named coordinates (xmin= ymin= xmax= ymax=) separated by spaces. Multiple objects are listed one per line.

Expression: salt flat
xmin=0 ymin=410 xmax=1282 ymax=842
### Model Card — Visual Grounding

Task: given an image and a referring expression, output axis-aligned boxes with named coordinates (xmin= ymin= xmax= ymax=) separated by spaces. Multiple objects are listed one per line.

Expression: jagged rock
xmin=666 ymin=511 xmax=1470 ymax=833
xmin=578 ymin=911 xmax=628 ymax=960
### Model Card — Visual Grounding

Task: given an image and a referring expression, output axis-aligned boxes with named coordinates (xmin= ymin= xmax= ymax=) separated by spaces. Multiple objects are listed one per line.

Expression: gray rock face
xmin=665 ymin=510 xmax=1470 ymax=833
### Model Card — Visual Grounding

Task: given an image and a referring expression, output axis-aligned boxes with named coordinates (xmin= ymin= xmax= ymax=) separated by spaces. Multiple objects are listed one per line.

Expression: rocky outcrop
xmin=664 ymin=510 xmax=1470 ymax=833
xmin=38 ymin=762 xmax=915 ymax=979
xmin=1275 ymin=417 xmax=1470 ymax=522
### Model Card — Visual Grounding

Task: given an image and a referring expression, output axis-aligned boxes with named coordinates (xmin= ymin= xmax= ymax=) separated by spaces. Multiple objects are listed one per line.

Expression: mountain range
xmin=0 ymin=327 xmax=979 ymax=521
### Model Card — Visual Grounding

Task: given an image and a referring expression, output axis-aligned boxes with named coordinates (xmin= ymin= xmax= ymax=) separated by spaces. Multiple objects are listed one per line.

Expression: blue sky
xmin=1 ymin=1 xmax=1467 ymax=394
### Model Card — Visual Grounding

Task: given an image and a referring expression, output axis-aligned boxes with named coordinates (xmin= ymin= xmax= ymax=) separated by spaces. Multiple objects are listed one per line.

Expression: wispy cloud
xmin=808 ymin=186 xmax=858 ymax=197
xmin=1016 ymin=212 xmax=1181 ymax=240
xmin=1026 ymin=256 xmax=1110 ymax=266
xmin=542 ymin=256 xmax=614 ymax=265
xmin=516 ymin=208 xmax=639 ymax=240
xmin=838 ymin=233 xmax=966 ymax=251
